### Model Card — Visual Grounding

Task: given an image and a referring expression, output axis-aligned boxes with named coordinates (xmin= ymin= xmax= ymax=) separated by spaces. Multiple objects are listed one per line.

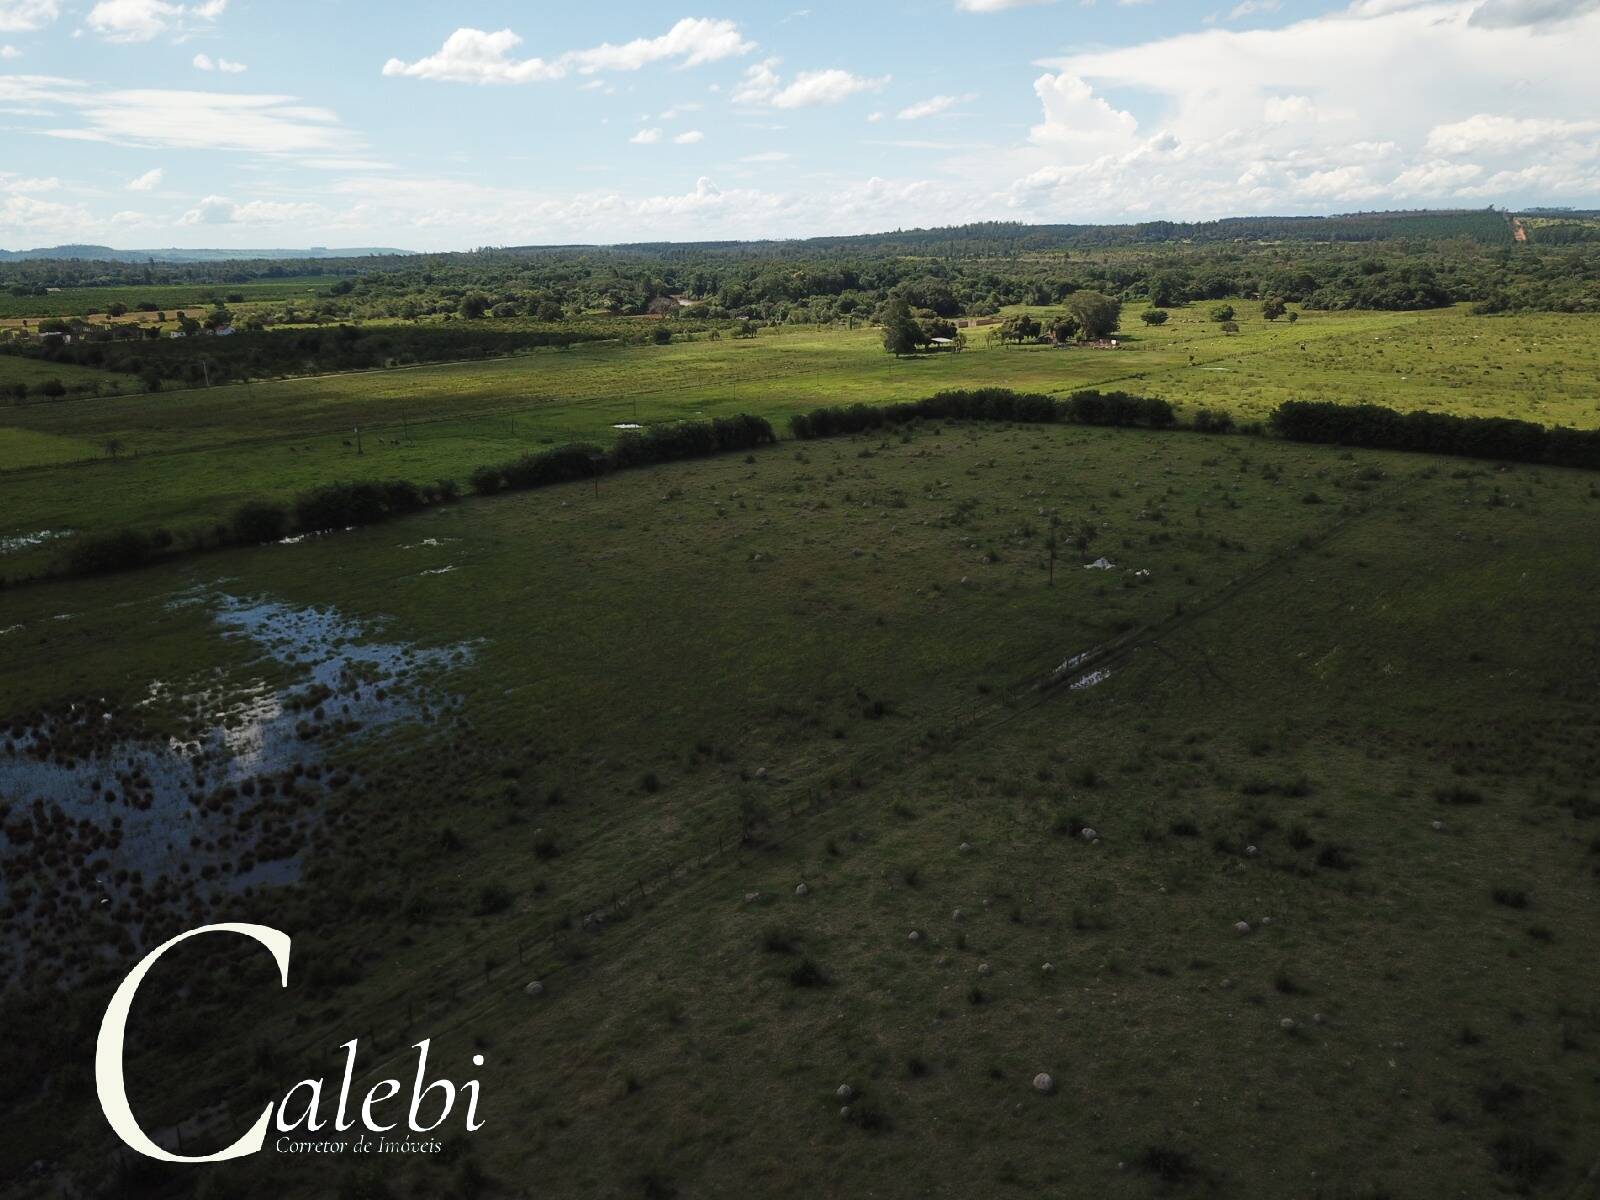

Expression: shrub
xmin=474 ymin=884 xmax=513 ymax=916
xmin=1193 ymin=407 xmax=1235 ymax=434
xmin=231 ymin=500 xmax=290 ymax=545
xmin=66 ymin=528 xmax=169 ymax=574
xmin=468 ymin=465 xmax=504 ymax=495
xmin=1271 ymin=399 xmax=1600 ymax=471
xmin=293 ymin=480 xmax=424 ymax=533
xmin=788 ymin=957 xmax=828 ymax=988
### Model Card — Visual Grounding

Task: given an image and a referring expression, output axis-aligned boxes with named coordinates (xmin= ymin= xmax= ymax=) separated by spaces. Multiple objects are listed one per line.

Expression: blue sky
xmin=1 ymin=0 xmax=1597 ymax=249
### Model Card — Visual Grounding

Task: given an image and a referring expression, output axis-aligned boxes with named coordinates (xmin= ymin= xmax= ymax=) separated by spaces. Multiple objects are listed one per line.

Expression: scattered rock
xmin=744 ymin=892 xmax=763 ymax=905
xmin=836 ymin=1084 xmax=855 ymax=1102
xmin=958 ymin=841 xmax=974 ymax=854
xmin=951 ymin=908 xmax=965 ymax=922
xmin=523 ymin=981 xmax=545 ymax=998
xmin=839 ymin=1106 xmax=851 ymax=1120
xmin=977 ymin=962 xmax=992 ymax=976
xmin=1280 ymin=1017 xmax=1296 ymax=1031
xmin=1041 ymin=962 xmax=1056 ymax=974
xmin=1032 ymin=1072 xmax=1055 ymax=1095
xmin=1245 ymin=844 xmax=1259 ymax=857
xmin=1430 ymin=819 xmax=1444 ymax=832
xmin=1313 ymin=1012 xmax=1326 ymax=1025
xmin=794 ymin=883 xmax=809 ymax=897
xmin=1234 ymin=921 xmax=1252 ymax=935
xmin=1080 ymin=827 xmax=1098 ymax=842
xmin=908 ymin=930 xmax=922 ymax=943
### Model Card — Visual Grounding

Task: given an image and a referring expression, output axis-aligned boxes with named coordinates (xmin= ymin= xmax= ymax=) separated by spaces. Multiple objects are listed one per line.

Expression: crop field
xmin=1 ymin=419 xmax=1597 ymax=1198
xmin=2 ymin=302 xmax=1598 ymax=582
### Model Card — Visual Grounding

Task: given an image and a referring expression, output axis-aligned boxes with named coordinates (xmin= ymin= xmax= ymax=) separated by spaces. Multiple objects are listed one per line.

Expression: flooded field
xmin=0 ymin=588 xmax=472 ymax=986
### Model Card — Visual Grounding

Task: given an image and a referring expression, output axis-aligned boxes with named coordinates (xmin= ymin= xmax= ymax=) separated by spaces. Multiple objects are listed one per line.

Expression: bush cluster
xmin=1270 ymin=400 xmax=1600 ymax=471
xmin=787 ymin=388 xmax=1176 ymax=438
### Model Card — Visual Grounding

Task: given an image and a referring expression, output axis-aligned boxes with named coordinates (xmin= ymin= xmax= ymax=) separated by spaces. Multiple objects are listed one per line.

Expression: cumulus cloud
xmin=86 ymin=0 xmax=227 ymax=43
xmin=0 ymin=42 xmax=19 ymax=56
xmin=733 ymin=59 xmax=889 ymax=108
xmin=1425 ymin=113 xmax=1600 ymax=154
xmin=1029 ymin=73 xmax=1138 ymax=146
xmin=180 ymin=193 xmax=325 ymax=226
xmin=382 ymin=18 xmax=753 ymax=84
xmin=629 ymin=127 xmax=662 ymax=144
xmin=193 ymin=51 xmax=246 ymax=72
xmin=673 ymin=129 xmax=704 ymax=144
xmin=1006 ymin=0 xmax=1600 ymax=215
xmin=127 ymin=166 xmax=163 ymax=190
xmin=0 ymin=0 xmax=59 ymax=32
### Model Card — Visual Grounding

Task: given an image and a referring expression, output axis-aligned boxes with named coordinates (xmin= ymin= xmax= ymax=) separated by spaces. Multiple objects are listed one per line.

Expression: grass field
xmin=1 ymin=302 xmax=1597 ymax=582
xmin=2 ymin=420 xmax=1598 ymax=1197
xmin=0 ymin=355 xmax=143 ymax=396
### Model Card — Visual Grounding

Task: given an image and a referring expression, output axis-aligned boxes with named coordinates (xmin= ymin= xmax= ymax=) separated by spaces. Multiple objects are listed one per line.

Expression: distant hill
xmin=586 ymin=210 xmax=1521 ymax=258
xmin=0 ymin=245 xmax=414 ymax=264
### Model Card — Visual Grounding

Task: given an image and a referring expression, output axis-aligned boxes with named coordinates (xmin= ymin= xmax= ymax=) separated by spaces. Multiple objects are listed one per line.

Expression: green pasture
xmin=1 ymin=423 xmax=1597 ymax=1197
xmin=1 ymin=302 xmax=1596 ymax=580
xmin=0 ymin=355 xmax=143 ymax=395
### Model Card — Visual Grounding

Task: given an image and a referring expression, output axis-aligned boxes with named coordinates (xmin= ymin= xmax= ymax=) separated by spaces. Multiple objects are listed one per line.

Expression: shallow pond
xmin=0 ymin=589 xmax=473 ymax=982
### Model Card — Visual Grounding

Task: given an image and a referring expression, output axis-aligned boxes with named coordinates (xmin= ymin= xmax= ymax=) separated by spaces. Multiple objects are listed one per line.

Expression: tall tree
xmin=1065 ymin=291 xmax=1122 ymax=340
xmin=880 ymin=297 xmax=923 ymax=357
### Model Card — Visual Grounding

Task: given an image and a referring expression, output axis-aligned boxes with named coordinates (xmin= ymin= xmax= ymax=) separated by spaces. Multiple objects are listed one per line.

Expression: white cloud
xmin=1029 ymin=73 xmax=1138 ymax=146
xmin=956 ymin=0 xmax=1055 ymax=10
xmin=1228 ymin=0 xmax=1281 ymax=15
xmin=127 ymin=166 xmax=163 ymax=190
xmin=1425 ymin=113 xmax=1600 ymax=154
xmin=47 ymin=88 xmax=353 ymax=155
xmin=0 ymin=192 xmax=94 ymax=241
xmin=1263 ymin=94 xmax=1318 ymax=124
xmin=1390 ymin=159 xmax=1485 ymax=193
xmin=383 ymin=18 xmax=753 ymax=85
xmin=0 ymin=0 xmax=58 ymax=32
xmin=898 ymin=93 xmax=977 ymax=120
xmin=1006 ymin=0 xmax=1600 ymax=215
xmin=731 ymin=57 xmax=782 ymax=105
xmin=86 ymin=0 xmax=226 ymax=43
xmin=1468 ymin=0 xmax=1599 ymax=25
xmin=734 ymin=60 xmax=889 ymax=108
xmin=180 ymin=193 xmax=324 ymax=226
xmin=0 ymin=173 xmax=59 ymax=193
xmin=0 ymin=42 xmax=19 ymax=56
xmin=674 ymin=129 xmax=705 ymax=144
xmin=193 ymin=51 xmax=246 ymax=72
xmin=629 ymin=127 xmax=662 ymax=144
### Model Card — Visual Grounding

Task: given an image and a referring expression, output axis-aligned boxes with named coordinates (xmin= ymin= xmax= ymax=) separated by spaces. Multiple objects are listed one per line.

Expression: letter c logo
xmin=96 ymin=922 xmax=291 ymax=1163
